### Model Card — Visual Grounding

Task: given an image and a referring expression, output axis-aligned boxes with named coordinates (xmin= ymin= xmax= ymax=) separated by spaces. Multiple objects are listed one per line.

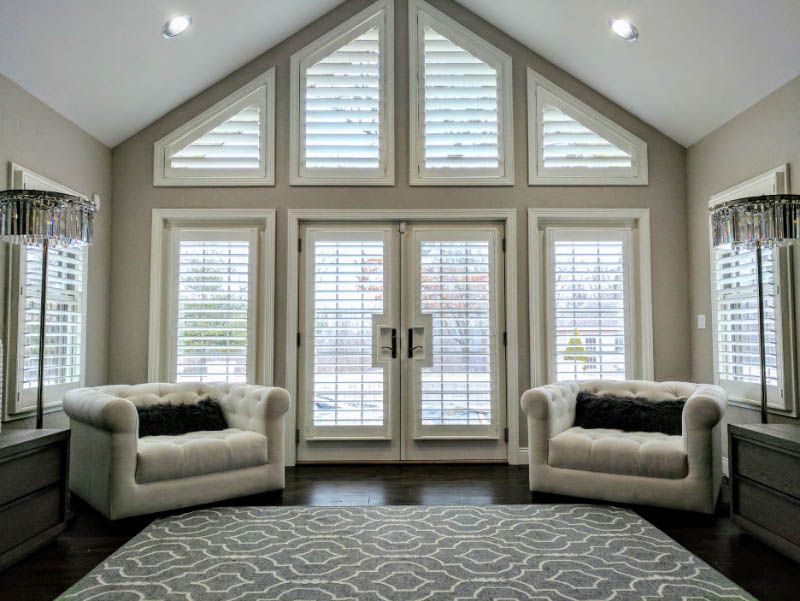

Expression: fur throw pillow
xmin=137 ymin=398 xmax=228 ymax=437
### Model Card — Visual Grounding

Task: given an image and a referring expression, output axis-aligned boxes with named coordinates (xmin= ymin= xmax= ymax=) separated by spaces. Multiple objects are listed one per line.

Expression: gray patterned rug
xmin=59 ymin=505 xmax=755 ymax=601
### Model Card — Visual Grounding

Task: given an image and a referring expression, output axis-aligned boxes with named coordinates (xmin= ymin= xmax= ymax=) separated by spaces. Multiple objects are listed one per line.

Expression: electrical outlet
xmin=697 ymin=314 xmax=706 ymax=329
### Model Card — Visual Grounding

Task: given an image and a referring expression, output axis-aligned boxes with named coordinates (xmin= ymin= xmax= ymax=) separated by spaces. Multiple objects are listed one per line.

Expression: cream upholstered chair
xmin=63 ymin=383 xmax=290 ymax=520
xmin=521 ymin=380 xmax=727 ymax=514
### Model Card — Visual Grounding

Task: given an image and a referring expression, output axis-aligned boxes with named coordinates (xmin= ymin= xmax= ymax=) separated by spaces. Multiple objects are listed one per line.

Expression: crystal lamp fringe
xmin=710 ymin=194 xmax=800 ymax=250
xmin=0 ymin=189 xmax=94 ymax=247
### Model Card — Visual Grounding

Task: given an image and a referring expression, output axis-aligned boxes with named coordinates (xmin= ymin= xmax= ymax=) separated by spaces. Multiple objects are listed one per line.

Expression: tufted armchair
xmin=521 ymin=380 xmax=727 ymax=513
xmin=63 ymin=383 xmax=290 ymax=520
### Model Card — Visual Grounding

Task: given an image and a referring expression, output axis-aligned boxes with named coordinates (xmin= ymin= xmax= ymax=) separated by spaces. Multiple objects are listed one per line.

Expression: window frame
xmin=528 ymin=208 xmax=653 ymax=387
xmin=545 ymin=227 xmax=635 ymax=382
xmin=3 ymin=163 xmax=89 ymax=419
xmin=289 ymin=0 xmax=395 ymax=186
xmin=708 ymin=164 xmax=797 ymax=416
xmin=153 ymin=68 xmax=276 ymax=187
xmin=527 ymin=68 xmax=648 ymax=186
xmin=148 ymin=209 xmax=276 ymax=384
xmin=408 ymin=0 xmax=514 ymax=186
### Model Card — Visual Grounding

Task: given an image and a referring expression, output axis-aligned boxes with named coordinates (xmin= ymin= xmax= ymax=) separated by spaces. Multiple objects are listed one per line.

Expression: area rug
xmin=59 ymin=504 xmax=755 ymax=600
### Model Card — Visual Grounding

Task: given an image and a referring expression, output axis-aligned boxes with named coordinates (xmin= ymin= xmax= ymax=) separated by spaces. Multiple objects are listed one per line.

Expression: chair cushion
xmin=548 ymin=427 xmax=688 ymax=479
xmin=136 ymin=428 xmax=268 ymax=484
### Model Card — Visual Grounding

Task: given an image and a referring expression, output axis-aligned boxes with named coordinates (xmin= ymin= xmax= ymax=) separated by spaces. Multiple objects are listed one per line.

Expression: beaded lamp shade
xmin=0 ymin=189 xmax=94 ymax=247
xmin=710 ymin=194 xmax=800 ymax=250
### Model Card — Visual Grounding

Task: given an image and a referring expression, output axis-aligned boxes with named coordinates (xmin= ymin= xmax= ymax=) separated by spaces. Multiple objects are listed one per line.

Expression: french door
xmin=297 ymin=222 xmax=506 ymax=462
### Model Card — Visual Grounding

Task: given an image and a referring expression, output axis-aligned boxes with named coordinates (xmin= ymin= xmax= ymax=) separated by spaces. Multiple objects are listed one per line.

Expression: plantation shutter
xmin=303 ymin=27 xmax=382 ymax=171
xmin=21 ymin=246 xmax=85 ymax=399
xmin=422 ymin=27 xmax=499 ymax=170
xmin=311 ymin=238 xmax=386 ymax=427
xmin=542 ymin=104 xmax=632 ymax=169
xmin=549 ymin=230 xmax=630 ymax=381
xmin=713 ymin=246 xmax=783 ymax=406
xmin=170 ymin=105 xmax=261 ymax=170
xmin=173 ymin=231 xmax=256 ymax=383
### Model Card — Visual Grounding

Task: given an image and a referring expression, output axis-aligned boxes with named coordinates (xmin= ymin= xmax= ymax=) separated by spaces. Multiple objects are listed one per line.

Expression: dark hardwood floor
xmin=0 ymin=464 xmax=796 ymax=601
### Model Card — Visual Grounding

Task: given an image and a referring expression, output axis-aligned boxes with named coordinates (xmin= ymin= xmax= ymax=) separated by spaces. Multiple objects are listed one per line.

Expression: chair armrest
xmin=63 ymin=388 xmax=138 ymax=433
xmin=521 ymin=382 xmax=578 ymax=437
xmin=683 ymin=384 xmax=727 ymax=432
xmin=221 ymin=385 xmax=291 ymax=434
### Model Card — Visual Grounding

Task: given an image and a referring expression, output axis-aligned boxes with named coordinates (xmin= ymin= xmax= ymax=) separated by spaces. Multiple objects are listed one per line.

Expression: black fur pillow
xmin=574 ymin=392 xmax=686 ymax=435
xmin=137 ymin=398 xmax=228 ymax=437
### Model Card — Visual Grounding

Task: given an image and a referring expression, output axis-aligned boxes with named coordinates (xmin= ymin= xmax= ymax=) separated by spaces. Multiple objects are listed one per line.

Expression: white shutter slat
xmin=551 ymin=238 xmax=627 ymax=381
xmin=303 ymin=26 xmax=382 ymax=171
xmin=175 ymin=239 xmax=251 ymax=383
xmin=419 ymin=241 xmax=493 ymax=426
xmin=312 ymin=240 xmax=385 ymax=427
xmin=422 ymin=26 xmax=500 ymax=171
xmin=22 ymin=246 xmax=85 ymax=389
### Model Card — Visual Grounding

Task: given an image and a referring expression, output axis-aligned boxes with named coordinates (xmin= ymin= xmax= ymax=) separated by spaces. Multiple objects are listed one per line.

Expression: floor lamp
xmin=710 ymin=194 xmax=800 ymax=424
xmin=0 ymin=189 xmax=95 ymax=429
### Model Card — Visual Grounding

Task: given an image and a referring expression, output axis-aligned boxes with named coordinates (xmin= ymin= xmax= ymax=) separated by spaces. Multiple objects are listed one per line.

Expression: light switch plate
xmin=697 ymin=314 xmax=706 ymax=329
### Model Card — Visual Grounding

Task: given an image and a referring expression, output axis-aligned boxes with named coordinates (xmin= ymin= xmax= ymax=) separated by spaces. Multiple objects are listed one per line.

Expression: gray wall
xmin=0 ymin=73 xmax=112 ymax=429
xmin=687 ymin=74 xmax=800 ymax=455
xmin=110 ymin=0 xmax=690 ymax=445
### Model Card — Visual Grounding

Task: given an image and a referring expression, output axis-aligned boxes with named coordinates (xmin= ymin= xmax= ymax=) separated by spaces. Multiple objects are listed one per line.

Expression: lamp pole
xmin=755 ymin=243 xmax=768 ymax=424
xmin=35 ymin=238 xmax=49 ymax=429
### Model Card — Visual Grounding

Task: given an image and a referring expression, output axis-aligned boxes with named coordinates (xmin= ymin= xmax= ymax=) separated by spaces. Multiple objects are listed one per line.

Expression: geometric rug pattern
xmin=59 ymin=504 xmax=755 ymax=601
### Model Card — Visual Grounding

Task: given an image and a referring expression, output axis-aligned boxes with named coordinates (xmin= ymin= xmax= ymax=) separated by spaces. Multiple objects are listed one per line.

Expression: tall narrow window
xmin=153 ymin=69 xmax=275 ymax=186
xmin=713 ymin=246 xmax=782 ymax=404
xmin=291 ymin=0 xmax=394 ymax=185
xmin=20 ymin=246 xmax=86 ymax=399
xmin=547 ymin=230 xmax=632 ymax=381
xmin=409 ymin=0 xmax=513 ymax=185
xmin=170 ymin=230 xmax=257 ymax=383
xmin=528 ymin=68 xmax=648 ymax=185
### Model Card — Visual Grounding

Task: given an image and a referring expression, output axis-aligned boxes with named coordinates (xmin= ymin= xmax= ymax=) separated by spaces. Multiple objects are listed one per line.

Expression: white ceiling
xmin=458 ymin=0 xmax=800 ymax=146
xmin=1 ymin=1 xmax=799 ymax=148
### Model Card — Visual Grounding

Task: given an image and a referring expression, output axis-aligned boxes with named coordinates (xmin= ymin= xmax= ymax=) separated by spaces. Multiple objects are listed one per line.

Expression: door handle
xmin=408 ymin=328 xmax=424 ymax=358
xmin=380 ymin=328 xmax=397 ymax=359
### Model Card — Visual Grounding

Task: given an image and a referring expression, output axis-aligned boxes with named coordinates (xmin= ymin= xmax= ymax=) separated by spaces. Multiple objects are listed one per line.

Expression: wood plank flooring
xmin=0 ymin=464 xmax=796 ymax=601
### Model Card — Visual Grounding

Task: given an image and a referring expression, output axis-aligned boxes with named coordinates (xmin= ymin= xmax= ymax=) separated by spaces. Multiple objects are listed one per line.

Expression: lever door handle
xmin=408 ymin=328 xmax=424 ymax=358
xmin=380 ymin=328 xmax=397 ymax=359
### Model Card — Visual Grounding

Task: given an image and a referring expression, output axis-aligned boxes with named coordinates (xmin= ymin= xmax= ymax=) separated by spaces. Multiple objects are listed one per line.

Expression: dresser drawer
xmin=0 ymin=444 xmax=63 ymax=507
xmin=733 ymin=438 xmax=800 ymax=499
xmin=734 ymin=478 xmax=800 ymax=546
xmin=0 ymin=486 xmax=62 ymax=556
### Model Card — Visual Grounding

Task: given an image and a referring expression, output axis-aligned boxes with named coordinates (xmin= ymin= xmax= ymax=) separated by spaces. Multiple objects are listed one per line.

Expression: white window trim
xmin=708 ymin=164 xmax=797 ymax=416
xmin=153 ymin=68 xmax=276 ymax=187
xmin=545 ymin=227 xmax=635 ymax=382
xmin=3 ymin=162 xmax=89 ymax=420
xmin=408 ymin=0 xmax=514 ymax=186
xmin=148 ymin=209 xmax=276 ymax=384
xmin=289 ymin=0 xmax=395 ymax=186
xmin=528 ymin=208 xmax=654 ymax=390
xmin=527 ymin=68 xmax=648 ymax=186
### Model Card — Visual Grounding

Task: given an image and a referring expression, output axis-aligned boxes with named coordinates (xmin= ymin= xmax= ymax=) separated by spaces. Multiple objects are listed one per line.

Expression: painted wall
xmin=0 ymin=73 xmax=112 ymax=429
xmin=687 ymin=74 xmax=800 ymax=456
xmin=110 ymin=0 xmax=690 ymax=447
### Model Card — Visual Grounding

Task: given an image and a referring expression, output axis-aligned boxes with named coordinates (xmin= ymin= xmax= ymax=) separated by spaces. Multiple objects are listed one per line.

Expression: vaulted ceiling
xmin=1 ymin=0 xmax=798 ymax=148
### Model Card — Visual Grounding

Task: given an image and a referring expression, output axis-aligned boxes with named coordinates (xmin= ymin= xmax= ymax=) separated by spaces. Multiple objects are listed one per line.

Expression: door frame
xmin=285 ymin=209 xmax=520 ymax=466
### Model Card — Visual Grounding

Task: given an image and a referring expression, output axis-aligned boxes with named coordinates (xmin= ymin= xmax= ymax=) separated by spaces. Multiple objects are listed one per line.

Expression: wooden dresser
xmin=729 ymin=423 xmax=800 ymax=563
xmin=0 ymin=428 xmax=70 ymax=571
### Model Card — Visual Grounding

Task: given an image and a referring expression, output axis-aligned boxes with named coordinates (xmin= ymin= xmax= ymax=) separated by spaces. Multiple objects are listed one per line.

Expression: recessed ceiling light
xmin=162 ymin=15 xmax=191 ymax=38
xmin=610 ymin=18 xmax=638 ymax=41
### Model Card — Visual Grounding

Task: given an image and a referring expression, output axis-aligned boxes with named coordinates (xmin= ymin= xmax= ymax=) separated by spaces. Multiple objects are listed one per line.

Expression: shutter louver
xmin=312 ymin=240 xmax=385 ymax=427
xmin=714 ymin=247 xmax=779 ymax=389
xmin=542 ymin=104 xmax=632 ymax=169
xmin=23 ymin=246 xmax=85 ymax=389
xmin=422 ymin=27 xmax=499 ymax=170
xmin=419 ymin=240 xmax=493 ymax=425
xmin=304 ymin=27 xmax=381 ymax=170
xmin=552 ymin=238 xmax=627 ymax=381
xmin=175 ymin=239 xmax=252 ymax=383
xmin=170 ymin=105 xmax=261 ymax=170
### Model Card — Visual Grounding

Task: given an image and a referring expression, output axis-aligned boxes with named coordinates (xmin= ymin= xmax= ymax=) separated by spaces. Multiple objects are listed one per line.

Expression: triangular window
xmin=290 ymin=0 xmax=393 ymax=185
xmin=409 ymin=0 xmax=513 ymax=185
xmin=528 ymin=68 xmax=647 ymax=185
xmin=154 ymin=69 xmax=275 ymax=186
